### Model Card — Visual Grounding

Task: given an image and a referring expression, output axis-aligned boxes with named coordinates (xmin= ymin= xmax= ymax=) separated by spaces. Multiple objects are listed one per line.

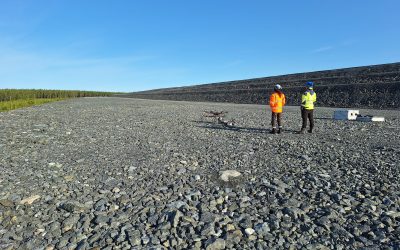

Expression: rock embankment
xmin=0 ymin=97 xmax=399 ymax=249
xmin=119 ymin=62 xmax=400 ymax=109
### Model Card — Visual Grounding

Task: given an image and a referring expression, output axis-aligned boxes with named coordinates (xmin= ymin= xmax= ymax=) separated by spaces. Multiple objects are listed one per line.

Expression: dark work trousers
xmin=271 ymin=112 xmax=282 ymax=128
xmin=301 ymin=108 xmax=314 ymax=130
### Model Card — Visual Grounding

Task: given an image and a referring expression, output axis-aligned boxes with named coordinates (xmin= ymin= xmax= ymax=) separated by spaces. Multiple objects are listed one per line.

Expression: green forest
xmin=0 ymin=89 xmax=116 ymax=111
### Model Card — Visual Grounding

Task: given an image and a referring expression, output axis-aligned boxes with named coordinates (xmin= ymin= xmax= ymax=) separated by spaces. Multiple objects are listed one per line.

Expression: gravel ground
xmin=0 ymin=97 xmax=399 ymax=249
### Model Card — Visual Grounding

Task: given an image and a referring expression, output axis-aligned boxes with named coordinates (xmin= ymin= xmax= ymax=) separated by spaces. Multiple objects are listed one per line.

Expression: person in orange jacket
xmin=269 ymin=84 xmax=286 ymax=134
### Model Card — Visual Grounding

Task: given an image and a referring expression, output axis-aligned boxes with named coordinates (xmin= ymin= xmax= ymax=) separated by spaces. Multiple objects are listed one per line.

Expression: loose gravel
xmin=0 ymin=97 xmax=399 ymax=249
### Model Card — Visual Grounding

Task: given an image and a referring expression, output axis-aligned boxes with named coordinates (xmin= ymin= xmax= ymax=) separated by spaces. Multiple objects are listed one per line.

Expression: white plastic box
xmin=356 ymin=116 xmax=385 ymax=122
xmin=333 ymin=110 xmax=360 ymax=120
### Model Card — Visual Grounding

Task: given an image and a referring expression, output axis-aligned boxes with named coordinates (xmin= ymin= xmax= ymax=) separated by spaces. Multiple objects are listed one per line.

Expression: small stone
xmin=167 ymin=201 xmax=187 ymax=209
xmin=94 ymin=214 xmax=109 ymax=225
xmin=112 ymin=187 xmax=120 ymax=193
xmin=111 ymin=204 xmax=119 ymax=211
xmin=170 ymin=210 xmax=182 ymax=227
xmin=239 ymin=217 xmax=252 ymax=228
xmin=331 ymin=193 xmax=342 ymax=202
xmin=200 ymin=211 xmax=216 ymax=223
xmin=385 ymin=211 xmax=400 ymax=219
xmin=226 ymin=224 xmax=235 ymax=231
xmin=127 ymin=230 xmax=141 ymax=246
xmin=177 ymin=168 xmax=186 ymax=175
xmin=57 ymin=239 xmax=68 ymax=248
xmin=257 ymin=191 xmax=266 ymax=197
xmin=163 ymin=240 xmax=170 ymax=248
xmin=224 ymin=229 xmax=243 ymax=245
xmin=141 ymin=235 xmax=150 ymax=245
xmin=49 ymin=162 xmax=63 ymax=168
xmin=248 ymin=235 xmax=257 ymax=241
xmin=216 ymin=197 xmax=224 ymax=205
xmin=62 ymin=215 xmax=79 ymax=232
xmin=76 ymin=240 xmax=88 ymax=250
xmin=201 ymin=223 xmax=215 ymax=236
xmin=0 ymin=199 xmax=14 ymax=207
xmin=254 ymin=222 xmax=270 ymax=236
xmin=205 ymin=238 xmax=226 ymax=250
xmin=194 ymin=241 xmax=202 ymax=249
xmin=181 ymin=216 xmax=195 ymax=224
xmin=20 ymin=195 xmax=41 ymax=205
xmin=316 ymin=216 xmax=330 ymax=230
xmin=60 ymin=203 xmax=75 ymax=213
xmin=64 ymin=175 xmax=74 ymax=181
xmin=94 ymin=198 xmax=108 ymax=210
xmin=282 ymin=207 xmax=298 ymax=220
xmin=245 ymin=228 xmax=255 ymax=236
xmin=150 ymin=236 xmax=160 ymax=245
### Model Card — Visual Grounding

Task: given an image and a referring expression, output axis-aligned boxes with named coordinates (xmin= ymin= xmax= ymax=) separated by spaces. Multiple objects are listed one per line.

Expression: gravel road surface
xmin=1 ymin=97 xmax=399 ymax=249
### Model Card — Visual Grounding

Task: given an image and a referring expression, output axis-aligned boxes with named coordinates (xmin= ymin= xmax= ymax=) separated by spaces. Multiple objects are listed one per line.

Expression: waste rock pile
xmin=0 ymin=98 xmax=399 ymax=249
xmin=119 ymin=62 xmax=400 ymax=109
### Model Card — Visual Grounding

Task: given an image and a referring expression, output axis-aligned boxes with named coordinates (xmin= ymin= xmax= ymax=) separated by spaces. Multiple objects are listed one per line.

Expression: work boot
xmin=307 ymin=129 xmax=313 ymax=133
xmin=299 ymin=128 xmax=306 ymax=134
xmin=270 ymin=128 xmax=276 ymax=134
xmin=278 ymin=127 xmax=282 ymax=134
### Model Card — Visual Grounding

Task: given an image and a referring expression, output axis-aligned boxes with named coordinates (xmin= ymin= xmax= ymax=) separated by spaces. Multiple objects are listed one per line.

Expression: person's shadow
xmin=192 ymin=120 xmax=298 ymax=134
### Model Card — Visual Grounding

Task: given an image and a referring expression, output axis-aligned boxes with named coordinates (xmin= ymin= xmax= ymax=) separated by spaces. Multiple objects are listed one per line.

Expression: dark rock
xmin=201 ymin=223 xmax=215 ymax=236
xmin=170 ymin=210 xmax=182 ymax=228
xmin=200 ymin=211 xmax=216 ymax=224
xmin=60 ymin=202 xmax=76 ymax=213
xmin=94 ymin=214 xmax=109 ymax=225
xmin=254 ymin=222 xmax=270 ymax=236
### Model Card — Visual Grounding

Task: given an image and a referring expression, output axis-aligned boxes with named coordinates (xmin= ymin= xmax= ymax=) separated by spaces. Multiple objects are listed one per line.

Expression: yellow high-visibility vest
xmin=301 ymin=90 xmax=317 ymax=110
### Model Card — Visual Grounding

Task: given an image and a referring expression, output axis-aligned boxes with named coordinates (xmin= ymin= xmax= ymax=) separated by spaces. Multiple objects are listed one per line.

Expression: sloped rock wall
xmin=120 ymin=63 xmax=400 ymax=109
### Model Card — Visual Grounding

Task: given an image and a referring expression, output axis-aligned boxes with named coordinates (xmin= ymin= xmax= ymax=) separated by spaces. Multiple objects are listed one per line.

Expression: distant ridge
xmin=118 ymin=62 xmax=400 ymax=109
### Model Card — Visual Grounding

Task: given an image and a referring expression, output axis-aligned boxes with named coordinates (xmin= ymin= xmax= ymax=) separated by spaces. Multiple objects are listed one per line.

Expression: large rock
xmin=220 ymin=170 xmax=241 ymax=182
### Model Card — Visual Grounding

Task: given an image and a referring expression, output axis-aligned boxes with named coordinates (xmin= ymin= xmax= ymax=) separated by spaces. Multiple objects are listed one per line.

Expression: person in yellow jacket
xmin=269 ymin=84 xmax=286 ymax=134
xmin=300 ymin=81 xmax=317 ymax=134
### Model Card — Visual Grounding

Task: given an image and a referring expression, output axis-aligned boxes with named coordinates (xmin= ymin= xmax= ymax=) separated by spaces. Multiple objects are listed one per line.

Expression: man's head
xmin=274 ymin=84 xmax=282 ymax=92
xmin=306 ymin=81 xmax=314 ymax=90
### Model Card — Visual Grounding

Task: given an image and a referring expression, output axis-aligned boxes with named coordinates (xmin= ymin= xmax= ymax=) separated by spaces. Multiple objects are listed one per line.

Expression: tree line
xmin=0 ymin=89 xmax=115 ymax=102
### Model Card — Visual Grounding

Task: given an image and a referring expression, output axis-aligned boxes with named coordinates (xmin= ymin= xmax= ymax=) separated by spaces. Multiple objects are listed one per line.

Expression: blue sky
xmin=0 ymin=0 xmax=399 ymax=92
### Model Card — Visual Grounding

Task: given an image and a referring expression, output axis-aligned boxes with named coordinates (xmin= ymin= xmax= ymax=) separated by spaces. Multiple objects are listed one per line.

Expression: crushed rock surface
xmin=0 ymin=97 xmax=399 ymax=249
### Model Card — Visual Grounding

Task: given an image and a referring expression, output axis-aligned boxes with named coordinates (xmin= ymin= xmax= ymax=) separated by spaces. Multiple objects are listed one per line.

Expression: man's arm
xmin=269 ymin=94 xmax=276 ymax=108
xmin=301 ymin=93 xmax=306 ymax=107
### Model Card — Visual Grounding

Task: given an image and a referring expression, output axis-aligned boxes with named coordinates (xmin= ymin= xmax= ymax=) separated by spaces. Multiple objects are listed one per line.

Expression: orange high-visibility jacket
xmin=269 ymin=92 xmax=286 ymax=113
